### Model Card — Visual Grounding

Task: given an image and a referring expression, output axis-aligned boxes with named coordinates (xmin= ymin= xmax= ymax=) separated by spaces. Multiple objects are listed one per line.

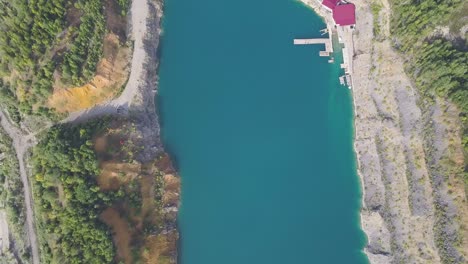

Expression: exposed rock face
xmin=352 ymin=1 xmax=467 ymax=263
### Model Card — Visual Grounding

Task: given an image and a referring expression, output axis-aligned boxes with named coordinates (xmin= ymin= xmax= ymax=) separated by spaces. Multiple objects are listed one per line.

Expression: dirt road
xmin=0 ymin=111 xmax=39 ymax=264
xmin=65 ymin=0 xmax=158 ymax=124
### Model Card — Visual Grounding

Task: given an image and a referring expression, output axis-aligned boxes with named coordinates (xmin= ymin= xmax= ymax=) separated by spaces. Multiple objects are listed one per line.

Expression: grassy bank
xmin=390 ymin=0 xmax=467 ymax=192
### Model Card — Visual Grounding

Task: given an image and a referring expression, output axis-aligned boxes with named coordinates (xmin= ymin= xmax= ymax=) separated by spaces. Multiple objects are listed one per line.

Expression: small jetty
xmin=293 ymin=38 xmax=333 ymax=54
xmin=293 ymin=27 xmax=334 ymax=58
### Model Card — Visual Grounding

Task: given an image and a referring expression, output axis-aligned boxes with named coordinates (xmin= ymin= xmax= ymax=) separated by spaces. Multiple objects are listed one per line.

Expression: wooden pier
xmin=293 ymin=38 xmax=333 ymax=54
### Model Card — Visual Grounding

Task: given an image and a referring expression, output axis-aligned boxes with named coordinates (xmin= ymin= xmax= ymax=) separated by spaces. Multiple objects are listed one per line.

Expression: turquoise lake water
xmin=157 ymin=0 xmax=369 ymax=263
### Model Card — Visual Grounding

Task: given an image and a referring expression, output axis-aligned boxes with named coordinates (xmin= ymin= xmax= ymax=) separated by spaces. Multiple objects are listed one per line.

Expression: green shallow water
xmin=157 ymin=0 xmax=369 ymax=263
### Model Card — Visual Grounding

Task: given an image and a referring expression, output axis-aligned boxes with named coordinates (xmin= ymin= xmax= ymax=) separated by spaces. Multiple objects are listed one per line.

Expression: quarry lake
xmin=158 ymin=0 xmax=369 ymax=263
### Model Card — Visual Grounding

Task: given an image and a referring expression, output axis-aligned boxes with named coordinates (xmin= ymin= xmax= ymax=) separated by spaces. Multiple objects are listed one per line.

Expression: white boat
xmin=339 ymin=76 xmax=345 ymax=85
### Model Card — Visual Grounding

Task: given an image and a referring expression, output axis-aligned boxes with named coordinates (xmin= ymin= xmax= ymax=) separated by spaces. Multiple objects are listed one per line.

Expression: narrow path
xmin=64 ymin=0 xmax=152 ymax=124
xmin=0 ymin=111 xmax=39 ymax=264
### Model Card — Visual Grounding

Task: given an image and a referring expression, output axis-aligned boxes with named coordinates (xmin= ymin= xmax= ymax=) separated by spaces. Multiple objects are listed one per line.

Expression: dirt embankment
xmin=48 ymin=33 xmax=131 ymax=113
xmin=90 ymin=4 xmax=179 ymax=252
xmin=48 ymin=0 xmax=132 ymax=114
xmin=350 ymin=0 xmax=467 ymax=263
xmin=93 ymin=120 xmax=179 ymax=264
xmin=63 ymin=0 xmax=176 ymax=261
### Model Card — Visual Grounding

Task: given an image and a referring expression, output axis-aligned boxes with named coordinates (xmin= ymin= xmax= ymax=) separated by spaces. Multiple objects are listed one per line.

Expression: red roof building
xmin=332 ymin=4 xmax=356 ymax=26
xmin=322 ymin=0 xmax=339 ymax=10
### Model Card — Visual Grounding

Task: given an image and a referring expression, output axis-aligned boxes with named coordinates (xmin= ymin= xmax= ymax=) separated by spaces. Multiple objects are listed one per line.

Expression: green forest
xmin=390 ymin=0 xmax=468 ymax=172
xmin=61 ymin=0 xmax=106 ymax=86
xmin=0 ymin=0 xmax=108 ymax=119
xmin=32 ymin=120 xmax=117 ymax=263
xmin=31 ymin=116 xmax=173 ymax=263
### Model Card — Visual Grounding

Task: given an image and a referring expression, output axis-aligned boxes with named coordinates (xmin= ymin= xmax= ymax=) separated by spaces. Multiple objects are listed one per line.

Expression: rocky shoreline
xmin=126 ymin=0 xmax=180 ymax=262
xmin=302 ymin=0 xmax=467 ymax=263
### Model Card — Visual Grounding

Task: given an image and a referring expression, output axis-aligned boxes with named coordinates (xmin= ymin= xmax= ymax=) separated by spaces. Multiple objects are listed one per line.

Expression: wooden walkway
xmin=293 ymin=37 xmax=333 ymax=55
xmin=293 ymin=38 xmax=329 ymax=46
